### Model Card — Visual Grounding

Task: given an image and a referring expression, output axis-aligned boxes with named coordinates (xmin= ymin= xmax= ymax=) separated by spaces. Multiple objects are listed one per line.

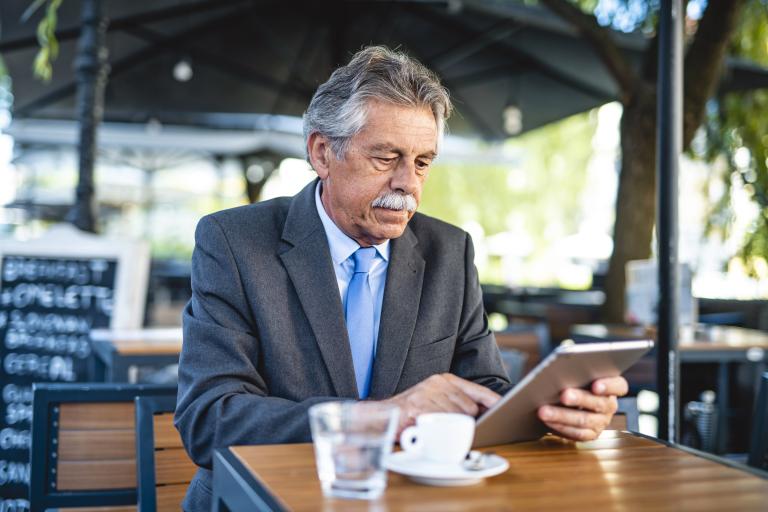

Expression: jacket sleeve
xmin=174 ymin=215 xmax=335 ymax=469
xmin=450 ymin=233 xmax=513 ymax=395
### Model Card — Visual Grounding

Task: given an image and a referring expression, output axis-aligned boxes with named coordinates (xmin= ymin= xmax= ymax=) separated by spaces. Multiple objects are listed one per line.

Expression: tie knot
xmin=352 ymin=247 xmax=376 ymax=273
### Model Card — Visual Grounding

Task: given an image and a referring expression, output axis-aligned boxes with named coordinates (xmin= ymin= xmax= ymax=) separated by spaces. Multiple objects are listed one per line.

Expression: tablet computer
xmin=473 ymin=340 xmax=654 ymax=448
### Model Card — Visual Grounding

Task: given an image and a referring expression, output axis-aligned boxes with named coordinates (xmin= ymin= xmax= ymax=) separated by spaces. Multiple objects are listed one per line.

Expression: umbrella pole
xmin=65 ymin=0 xmax=109 ymax=233
xmin=656 ymin=0 xmax=682 ymax=443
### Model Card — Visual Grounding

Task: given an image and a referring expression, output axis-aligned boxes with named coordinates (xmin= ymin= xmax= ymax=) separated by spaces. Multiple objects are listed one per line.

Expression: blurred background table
xmin=213 ymin=431 xmax=768 ymax=511
xmin=90 ymin=327 xmax=182 ymax=383
xmin=571 ymin=324 xmax=768 ymax=361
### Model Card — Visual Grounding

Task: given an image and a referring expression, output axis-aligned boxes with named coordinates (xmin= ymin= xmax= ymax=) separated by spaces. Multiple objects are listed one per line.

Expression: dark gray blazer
xmin=175 ymin=179 xmax=509 ymax=510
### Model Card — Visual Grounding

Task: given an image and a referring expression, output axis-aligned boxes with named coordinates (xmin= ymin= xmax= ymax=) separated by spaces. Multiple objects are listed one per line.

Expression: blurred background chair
xmin=747 ymin=372 xmax=768 ymax=471
xmin=498 ymin=348 xmax=528 ymax=386
xmin=494 ymin=322 xmax=551 ymax=378
xmin=609 ymin=397 xmax=640 ymax=432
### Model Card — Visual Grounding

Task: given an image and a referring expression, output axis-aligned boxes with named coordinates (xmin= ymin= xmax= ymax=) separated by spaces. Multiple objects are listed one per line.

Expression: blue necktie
xmin=345 ymin=247 xmax=377 ymax=399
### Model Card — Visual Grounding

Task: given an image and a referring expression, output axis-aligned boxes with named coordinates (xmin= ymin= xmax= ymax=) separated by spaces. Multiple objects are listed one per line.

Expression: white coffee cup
xmin=399 ymin=413 xmax=475 ymax=465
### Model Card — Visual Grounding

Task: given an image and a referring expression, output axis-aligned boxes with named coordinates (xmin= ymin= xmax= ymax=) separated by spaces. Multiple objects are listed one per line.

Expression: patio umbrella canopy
xmin=2 ymin=0 xmax=767 ymax=139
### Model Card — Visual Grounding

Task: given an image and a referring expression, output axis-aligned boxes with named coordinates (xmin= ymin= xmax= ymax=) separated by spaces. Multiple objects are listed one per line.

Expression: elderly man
xmin=175 ymin=46 xmax=627 ymax=510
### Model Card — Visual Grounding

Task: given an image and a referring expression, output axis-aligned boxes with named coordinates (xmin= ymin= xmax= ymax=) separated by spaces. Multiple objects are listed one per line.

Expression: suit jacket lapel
xmin=369 ymin=226 xmax=425 ymax=399
xmin=278 ymin=180 xmax=358 ymax=398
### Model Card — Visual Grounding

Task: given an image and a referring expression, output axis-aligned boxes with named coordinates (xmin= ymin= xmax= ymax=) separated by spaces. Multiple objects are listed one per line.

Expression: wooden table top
xmin=571 ymin=324 xmax=768 ymax=353
xmin=90 ymin=327 xmax=183 ymax=355
xmin=230 ymin=431 xmax=768 ymax=511
xmin=108 ymin=339 xmax=182 ymax=355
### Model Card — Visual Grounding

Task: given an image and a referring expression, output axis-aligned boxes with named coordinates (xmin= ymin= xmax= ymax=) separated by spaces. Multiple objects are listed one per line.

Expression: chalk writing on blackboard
xmin=0 ymin=255 xmax=118 ymax=506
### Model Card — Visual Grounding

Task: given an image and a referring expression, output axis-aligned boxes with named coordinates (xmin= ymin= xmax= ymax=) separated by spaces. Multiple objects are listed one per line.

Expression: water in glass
xmin=309 ymin=401 xmax=399 ymax=500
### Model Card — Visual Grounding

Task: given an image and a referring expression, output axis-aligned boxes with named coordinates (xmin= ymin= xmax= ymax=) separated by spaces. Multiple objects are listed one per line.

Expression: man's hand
xmin=380 ymin=373 xmax=501 ymax=435
xmin=537 ymin=376 xmax=629 ymax=442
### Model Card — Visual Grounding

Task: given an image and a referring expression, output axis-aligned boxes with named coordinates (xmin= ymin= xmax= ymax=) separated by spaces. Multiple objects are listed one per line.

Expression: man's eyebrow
xmin=368 ymin=143 xmax=437 ymax=158
xmin=368 ymin=143 xmax=400 ymax=153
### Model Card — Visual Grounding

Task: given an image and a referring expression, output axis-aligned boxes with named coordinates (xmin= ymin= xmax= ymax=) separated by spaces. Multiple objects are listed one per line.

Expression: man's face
xmin=312 ymin=100 xmax=438 ymax=247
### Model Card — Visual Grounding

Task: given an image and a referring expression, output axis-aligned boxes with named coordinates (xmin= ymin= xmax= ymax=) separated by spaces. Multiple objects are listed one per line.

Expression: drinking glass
xmin=308 ymin=401 xmax=400 ymax=500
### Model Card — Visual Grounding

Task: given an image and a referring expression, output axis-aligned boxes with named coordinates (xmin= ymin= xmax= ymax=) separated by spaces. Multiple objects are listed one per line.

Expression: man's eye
xmin=416 ymin=160 xmax=431 ymax=170
xmin=376 ymin=157 xmax=396 ymax=165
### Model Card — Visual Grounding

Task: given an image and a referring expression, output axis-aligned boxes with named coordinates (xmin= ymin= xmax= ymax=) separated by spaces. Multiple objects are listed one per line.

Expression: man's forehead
xmin=359 ymin=124 xmax=438 ymax=154
xmin=356 ymin=101 xmax=438 ymax=143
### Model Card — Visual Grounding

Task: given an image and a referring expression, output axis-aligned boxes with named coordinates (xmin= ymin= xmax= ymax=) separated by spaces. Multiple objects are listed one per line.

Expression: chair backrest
xmin=494 ymin=323 xmax=551 ymax=375
xmin=608 ymin=397 xmax=639 ymax=432
xmin=748 ymin=372 xmax=768 ymax=470
xmin=29 ymin=383 xmax=177 ymax=512
xmin=135 ymin=395 xmax=197 ymax=511
xmin=498 ymin=348 xmax=528 ymax=385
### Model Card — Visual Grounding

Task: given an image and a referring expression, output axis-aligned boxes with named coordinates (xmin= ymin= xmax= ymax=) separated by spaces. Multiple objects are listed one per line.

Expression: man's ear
xmin=307 ymin=132 xmax=332 ymax=179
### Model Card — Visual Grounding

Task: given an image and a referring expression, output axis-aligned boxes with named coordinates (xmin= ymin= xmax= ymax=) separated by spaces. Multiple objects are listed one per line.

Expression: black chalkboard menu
xmin=0 ymin=255 xmax=118 ymax=509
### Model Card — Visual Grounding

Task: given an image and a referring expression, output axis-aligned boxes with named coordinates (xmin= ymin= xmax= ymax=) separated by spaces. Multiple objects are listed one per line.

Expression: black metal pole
xmin=656 ymin=0 xmax=682 ymax=443
xmin=65 ymin=0 xmax=109 ymax=233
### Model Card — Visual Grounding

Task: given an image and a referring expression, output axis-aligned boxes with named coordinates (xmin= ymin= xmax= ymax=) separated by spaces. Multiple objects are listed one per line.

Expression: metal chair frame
xmin=135 ymin=394 xmax=184 ymax=511
xmin=29 ymin=383 xmax=176 ymax=512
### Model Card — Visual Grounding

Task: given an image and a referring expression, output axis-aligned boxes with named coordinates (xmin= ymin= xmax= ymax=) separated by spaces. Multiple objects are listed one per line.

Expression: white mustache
xmin=371 ymin=192 xmax=417 ymax=212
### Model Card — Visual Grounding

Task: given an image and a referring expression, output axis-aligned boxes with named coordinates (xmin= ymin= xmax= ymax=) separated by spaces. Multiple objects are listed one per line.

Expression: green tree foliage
xmin=701 ymin=0 xmax=768 ymax=275
xmin=0 ymin=0 xmax=63 ymax=83
xmin=29 ymin=0 xmax=63 ymax=82
xmin=420 ymin=111 xmax=597 ymax=283
xmin=533 ymin=0 xmax=763 ymax=319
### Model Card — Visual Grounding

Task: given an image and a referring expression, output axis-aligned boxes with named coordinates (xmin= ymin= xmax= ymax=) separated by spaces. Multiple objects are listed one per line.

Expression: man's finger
xmin=425 ymin=393 xmax=470 ymax=415
xmin=543 ymin=422 xmax=599 ymax=442
xmin=538 ymin=405 xmax=608 ymax=432
xmin=432 ymin=380 xmax=480 ymax=416
xmin=592 ymin=376 xmax=628 ymax=396
xmin=560 ymin=388 xmax=617 ymax=414
xmin=444 ymin=374 xmax=501 ymax=408
xmin=445 ymin=387 xmax=481 ymax=417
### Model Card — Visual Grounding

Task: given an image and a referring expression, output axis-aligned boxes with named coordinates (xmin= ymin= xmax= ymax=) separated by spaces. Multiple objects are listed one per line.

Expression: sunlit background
xmin=2 ymin=100 xmax=766 ymax=298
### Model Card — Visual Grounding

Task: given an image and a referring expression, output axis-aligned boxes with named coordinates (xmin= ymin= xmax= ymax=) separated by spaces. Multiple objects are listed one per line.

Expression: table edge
xmin=630 ymin=431 xmax=768 ymax=479
xmin=214 ymin=448 xmax=289 ymax=511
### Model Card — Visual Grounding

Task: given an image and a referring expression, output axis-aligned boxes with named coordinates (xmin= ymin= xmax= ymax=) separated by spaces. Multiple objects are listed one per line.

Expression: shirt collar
xmin=315 ymin=181 xmax=390 ymax=265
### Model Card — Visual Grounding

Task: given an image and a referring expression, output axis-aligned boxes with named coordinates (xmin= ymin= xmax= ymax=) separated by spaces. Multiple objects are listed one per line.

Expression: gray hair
xmin=303 ymin=46 xmax=452 ymax=161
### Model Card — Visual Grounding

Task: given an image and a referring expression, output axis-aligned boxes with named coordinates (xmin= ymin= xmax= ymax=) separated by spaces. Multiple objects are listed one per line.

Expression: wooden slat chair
xmin=135 ymin=396 xmax=197 ymax=511
xmin=29 ymin=383 xmax=177 ymax=512
xmin=747 ymin=371 xmax=768 ymax=470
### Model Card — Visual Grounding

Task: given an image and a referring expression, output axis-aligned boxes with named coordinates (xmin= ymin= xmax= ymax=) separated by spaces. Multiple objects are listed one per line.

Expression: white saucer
xmin=384 ymin=451 xmax=509 ymax=486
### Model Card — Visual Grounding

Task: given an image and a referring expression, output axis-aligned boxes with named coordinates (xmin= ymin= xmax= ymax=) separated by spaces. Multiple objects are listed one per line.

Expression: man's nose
xmin=390 ymin=160 xmax=420 ymax=194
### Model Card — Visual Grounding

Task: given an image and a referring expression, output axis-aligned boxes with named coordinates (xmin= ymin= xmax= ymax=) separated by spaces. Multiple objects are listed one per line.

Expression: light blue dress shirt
xmin=314 ymin=182 xmax=389 ymax=353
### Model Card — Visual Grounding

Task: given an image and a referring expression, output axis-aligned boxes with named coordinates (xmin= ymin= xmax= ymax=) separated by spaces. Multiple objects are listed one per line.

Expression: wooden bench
xmin=135 ymin=396 xmax=196 ymax=511
xmin=29 ymin=384 xmax=177 ymax=512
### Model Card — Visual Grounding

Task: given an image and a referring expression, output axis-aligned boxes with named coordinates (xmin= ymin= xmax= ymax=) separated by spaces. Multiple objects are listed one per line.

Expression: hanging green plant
xmin=21 ymin=0 xmax=63 ymax=82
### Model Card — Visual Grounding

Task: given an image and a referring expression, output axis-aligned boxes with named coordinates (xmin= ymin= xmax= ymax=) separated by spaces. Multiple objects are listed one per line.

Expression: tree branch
xmin=540 ymin=0 xmax=637 ymax=103
xmin=683 ymin=0 xmax=748 ymax=146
